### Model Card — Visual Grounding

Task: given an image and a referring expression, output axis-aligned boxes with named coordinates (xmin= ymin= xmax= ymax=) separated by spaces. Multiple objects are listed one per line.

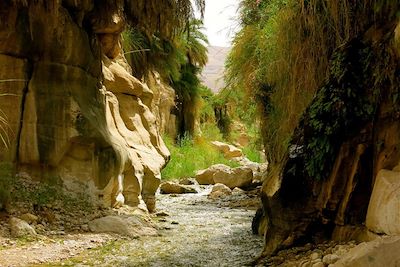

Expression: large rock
xmin=333 ymin=236 xmax=400 ymax=267
xmin=213 ymin=166 xmax=254 ymax=189
xmin=195 ymin=164 xmax=230 ymax=185
xmin=366 ymin=168 xmax=400 ymax=235
xmin=159 ymin=181 xmax=197 ymax=194
xmin=9 ymin=217 xmax=36 ymax=237
xmin=88 ymin=215 xmax=158 ymax=237
xmin=210 ymin=141 xmax=243 ymax=159
xmin=195 ymin=164 xmax=254 ymax=189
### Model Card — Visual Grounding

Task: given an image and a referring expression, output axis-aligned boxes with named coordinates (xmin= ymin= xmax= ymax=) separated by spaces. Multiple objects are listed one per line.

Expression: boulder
xmin=209 ymin=183 xmax=232 ymax=199
xmin=195 ymin=164 xmax=230 ymax=185
xmin=210 ymin=141 xmax=243 ymax=159
xmin=366 ymin=169 xmax=400 ymax=235
xmin=179 ymin=178 xmax=197 ymax=185
xmin=213 ymin=166 xmax=254 ymax=189
xmin=19 ymin=213 xmax=39 ymax=225
xmin=9 ymin=217 xmax=36 ymax=237
xmin=333 ymin=236 xmax=400 ymax=267
xmin=159 ymin=182 xmax=197 ymax=194
xmin=88 ymin=215 xmax=158 ymax=237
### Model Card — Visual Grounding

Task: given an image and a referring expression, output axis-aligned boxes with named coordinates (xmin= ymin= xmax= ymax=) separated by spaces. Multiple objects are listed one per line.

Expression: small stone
xmin=19 ymin=213 xmax=39 ymax=224
xmin=312 ymin=262 xmax=324 ymax=267
xmin=208 ymin=183 xmax=232 ymax=199
xmin=171 ymin=221 xmax=179 ymax=225
xmin=299 ymin=260 xmax=312 ymax=267
xmin=160 ymin=182 xmax=197 ymax=194
xmin=232 ymin=187 xmax=245 ymax=195
xmin=156 ymin=211 xmax=169 ymax=217
xmin=322 ymin=254 xmax=340 ymax=265
xmin=310 ymin=252 xmax=321 ymax=260
xmin=178 ymin=178 xmax=197 ymax=185
xmin=81 ymin=224 xmax=89 ymax=232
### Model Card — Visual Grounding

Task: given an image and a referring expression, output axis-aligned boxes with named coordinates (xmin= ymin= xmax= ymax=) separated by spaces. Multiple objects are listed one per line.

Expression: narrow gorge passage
xmin=56 ymin=188 xmax=263 ymax=266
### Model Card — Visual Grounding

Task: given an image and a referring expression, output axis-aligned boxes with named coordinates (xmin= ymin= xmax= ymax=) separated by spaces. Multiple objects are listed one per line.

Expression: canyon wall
xmin=259 ymin=19 xmax=400 ymax=256
xmin=0 ymin=1 xmax=174 ymax=212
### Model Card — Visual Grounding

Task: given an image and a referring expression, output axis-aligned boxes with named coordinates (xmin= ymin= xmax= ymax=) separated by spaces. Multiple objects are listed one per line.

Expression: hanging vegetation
xmin=123 ymin=18 xmax=208 ymax=138
xmin=225 ymin=0 xmax=400 ymax=179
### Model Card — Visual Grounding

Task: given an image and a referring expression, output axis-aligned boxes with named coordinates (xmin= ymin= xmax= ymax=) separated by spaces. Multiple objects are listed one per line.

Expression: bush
xmin=161 ymin=134 xmax=238 ymax=179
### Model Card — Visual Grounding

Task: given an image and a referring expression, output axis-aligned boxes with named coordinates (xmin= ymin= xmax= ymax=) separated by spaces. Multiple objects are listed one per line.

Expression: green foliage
xmin=161 ymin=134 xmax=239 ymax=179
xmin=198 ymin=86 xmax=215 ymax=124
xmin=123 ymin=29 xmax=186 ymax=80
xmin=243 ymin=145 xmax=262 ymax=163
xmin=123 ymin=19 xmax=208 ymax=138
xmin=301 ymin=35 xmax=399 ymax=180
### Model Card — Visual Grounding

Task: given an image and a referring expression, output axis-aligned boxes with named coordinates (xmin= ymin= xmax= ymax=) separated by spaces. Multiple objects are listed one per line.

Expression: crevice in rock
xmin=14 ymin=59 xmax=33 ymax=171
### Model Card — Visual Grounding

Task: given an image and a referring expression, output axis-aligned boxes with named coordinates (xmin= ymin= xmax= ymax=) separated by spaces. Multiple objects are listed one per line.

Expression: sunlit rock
xmin=159 ymin=181 xmax=197 ymax=194
xmin=366 ymin=168 xmax=400 ymax=235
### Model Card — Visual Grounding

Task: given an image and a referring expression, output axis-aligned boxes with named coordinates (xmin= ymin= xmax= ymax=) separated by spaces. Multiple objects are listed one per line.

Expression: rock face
xmin=210 ymin=141 xmax=243 ymax=159
xmin=258 ymin=27 xmax=400 ymax=257
xmin=9 ymin=217 xmax=36 ymax=237
xmin=159 ymin=182 xmax=197 ymax=194
xmin=0 ymin=2 xmax=171 ymax=211
xmin=333 ymin=236 xmax=400 ymax=267
xmin=195 ymin=164 xmax=254 ymax=189
xmin=366 ymin=168 xmax=400 ymax=235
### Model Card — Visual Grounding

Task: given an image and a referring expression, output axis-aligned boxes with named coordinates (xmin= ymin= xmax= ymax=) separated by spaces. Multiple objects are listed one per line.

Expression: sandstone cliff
xmin=0 ymin=1 xmax=179 ymax=212
xmin=259 ymin=12 xmax=400 ymax=257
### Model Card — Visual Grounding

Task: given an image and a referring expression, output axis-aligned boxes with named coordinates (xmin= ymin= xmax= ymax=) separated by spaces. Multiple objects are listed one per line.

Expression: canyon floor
xmin=0 ymin=186 xmax=264 ymax=267
xmin=0 ymin=184 xmax=361 ymax=267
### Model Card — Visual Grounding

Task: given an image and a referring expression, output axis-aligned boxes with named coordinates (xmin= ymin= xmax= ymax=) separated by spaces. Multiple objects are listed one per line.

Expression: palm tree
xmin=123 ymin=18 xmax=210 ymax=138
xmin=172 ymin=19 xmax=209 ymax=138
xmin=184 ymin=19 xmax=209 ymax=68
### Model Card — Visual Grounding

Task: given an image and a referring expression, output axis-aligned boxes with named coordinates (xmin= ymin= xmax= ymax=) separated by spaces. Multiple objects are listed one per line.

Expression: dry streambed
xmin=11 ymin=186 xmax=263 ymax=267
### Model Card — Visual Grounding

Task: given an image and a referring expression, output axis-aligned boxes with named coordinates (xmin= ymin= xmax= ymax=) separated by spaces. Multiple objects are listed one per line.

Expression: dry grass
xmin=0 ymin=93 xmax=11 ymax=149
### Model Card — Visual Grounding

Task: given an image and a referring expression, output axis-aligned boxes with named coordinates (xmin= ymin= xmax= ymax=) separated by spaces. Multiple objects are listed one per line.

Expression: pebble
xmin=323 ymin=254 xmax=340 ymax=264
xmin=310 ymin=252 xmax=321 ymax=260
xmin=156 ymin=211 xmax=169 ymax=217
xmin=312 ymin=262 xmax=325 ymax=267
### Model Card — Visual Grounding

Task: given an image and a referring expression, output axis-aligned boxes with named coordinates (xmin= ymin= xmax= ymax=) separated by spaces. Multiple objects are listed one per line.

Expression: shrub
xmin=161 ymin=134 xmax=238 ymax=179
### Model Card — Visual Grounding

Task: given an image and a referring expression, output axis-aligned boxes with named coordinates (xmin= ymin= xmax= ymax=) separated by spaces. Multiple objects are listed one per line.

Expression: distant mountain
xmin=201 ymin=46 xmax=230 ymax=93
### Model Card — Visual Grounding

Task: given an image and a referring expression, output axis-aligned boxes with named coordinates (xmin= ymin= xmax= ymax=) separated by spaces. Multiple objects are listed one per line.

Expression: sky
xmin=203 ymin=0 xmax=239 ymax=47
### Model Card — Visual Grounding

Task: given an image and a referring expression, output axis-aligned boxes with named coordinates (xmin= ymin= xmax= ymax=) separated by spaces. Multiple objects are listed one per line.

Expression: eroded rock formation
xmin=0 ymin=1 xmax=175 ymax=212
xmin=258 ymin=19 xmax=400 ymax=257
